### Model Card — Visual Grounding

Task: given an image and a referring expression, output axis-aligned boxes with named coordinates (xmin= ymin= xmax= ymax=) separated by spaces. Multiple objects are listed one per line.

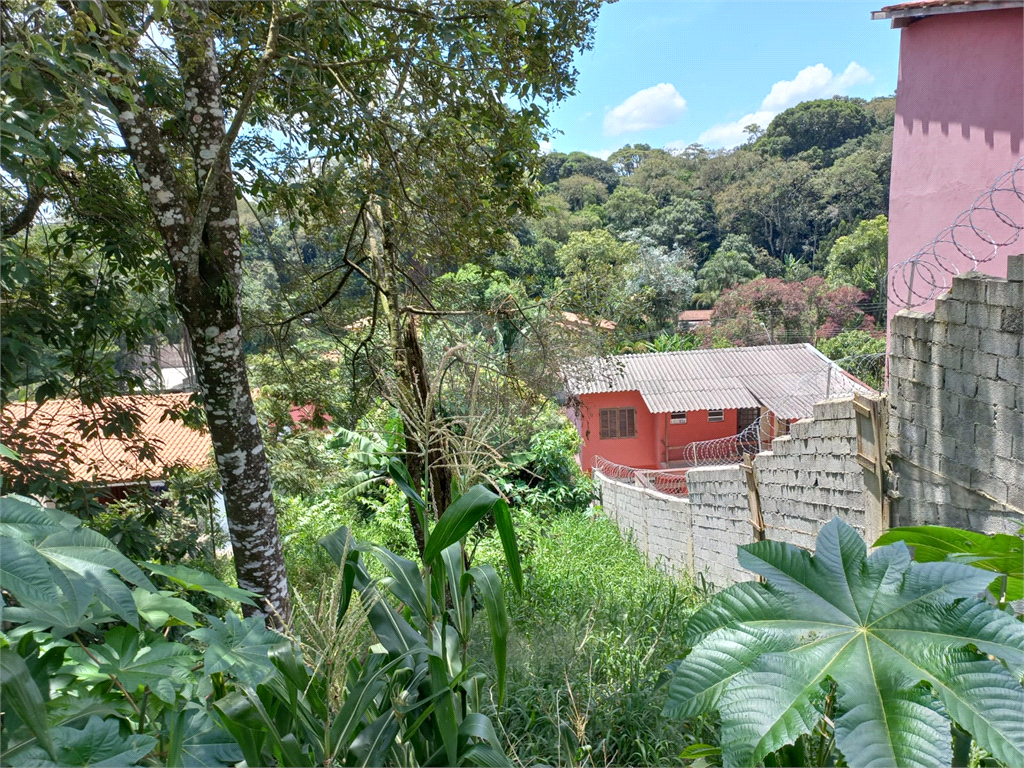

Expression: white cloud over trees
xmin=603 ymin=83 xmax=687 ymax=136
xmin=697 ymin=63 xmax=873 ymax=149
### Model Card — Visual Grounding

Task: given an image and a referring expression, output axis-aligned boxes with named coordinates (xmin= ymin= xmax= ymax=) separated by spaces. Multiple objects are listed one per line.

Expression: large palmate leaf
xmin=65 ymin=626 xmax=195 ymax=704
xmin=142 ymin=562 xmax=258 ymax=607
xmin=7 ymin=715 xmax=156 ymax=767
xmin=875 ymin=525 xmax=1024 ymax=602
xmin=186 ymin=613 xmax=288 ymax=688
xmin=0 ymin=495 xmax=155 ymax=629
xmin=664 ymin=518 xmax=1024 ymax=768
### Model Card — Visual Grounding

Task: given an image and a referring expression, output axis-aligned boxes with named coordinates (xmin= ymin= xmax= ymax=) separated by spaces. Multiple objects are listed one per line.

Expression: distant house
xmin=128 ymin=342 xmax=197 ymax=392
xmin=873 ymin=0 xmax=1023 ymax=320
xmin=677 ymin=309 xmax=714 ymax=329
xmin=564 ymin=344 xmax=872 ymax=470
xmin=2 ymin=393 xmax=212 ymax=500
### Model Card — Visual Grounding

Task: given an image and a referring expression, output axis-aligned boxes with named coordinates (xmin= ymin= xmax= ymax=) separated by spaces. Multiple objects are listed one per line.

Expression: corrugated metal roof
xmin=564 ymin=343 xmax=874 ymax=420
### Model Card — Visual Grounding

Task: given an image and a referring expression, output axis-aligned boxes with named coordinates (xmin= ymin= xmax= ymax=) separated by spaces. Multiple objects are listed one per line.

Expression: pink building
xmin=873 ymin=0 xmax=1024 ymax=322
xmin=564 ymin=345 xmax=873 ymax=471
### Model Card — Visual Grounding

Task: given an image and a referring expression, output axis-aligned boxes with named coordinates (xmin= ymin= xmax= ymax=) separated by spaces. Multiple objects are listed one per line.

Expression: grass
xmin=476 ymin=508 xmax=717 ymax=767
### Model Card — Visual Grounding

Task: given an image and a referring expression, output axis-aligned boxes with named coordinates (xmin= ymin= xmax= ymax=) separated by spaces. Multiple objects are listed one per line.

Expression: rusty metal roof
xmin=564 ymin=343 xmax=874 ymax=420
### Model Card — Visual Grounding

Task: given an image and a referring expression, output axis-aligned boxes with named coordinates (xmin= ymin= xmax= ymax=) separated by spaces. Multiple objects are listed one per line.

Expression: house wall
xmin=665 ymin=410 xmax=738 ymax=451
xmin=594 ymin=260 xmax=1024 ymax=587
xmin=577 ymin=391 xmax=661 ymax=469
xmin=887 ymin=8 xmax=1024 ymax=321
xmin=594 ymin=394 xmax=884 ymax=588
xmin=576 ymin=391 xmax=740 ymax=470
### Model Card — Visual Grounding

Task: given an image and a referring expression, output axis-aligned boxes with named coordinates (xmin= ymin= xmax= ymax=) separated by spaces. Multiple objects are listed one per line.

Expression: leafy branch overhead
xmin=664 ymin=518 xmax=1024 ymax=768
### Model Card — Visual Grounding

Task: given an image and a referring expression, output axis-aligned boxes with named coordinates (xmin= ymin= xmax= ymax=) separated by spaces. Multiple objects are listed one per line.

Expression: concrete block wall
xmin=594 ymin=470 xmax=694 ymax=578
xmin=888 ymin=256 xmax=1024 ymax=534
xmin=755 ymin=397 xmax=877 ymax=550
xmin=685 ymin=465 xmax=754 ymax=586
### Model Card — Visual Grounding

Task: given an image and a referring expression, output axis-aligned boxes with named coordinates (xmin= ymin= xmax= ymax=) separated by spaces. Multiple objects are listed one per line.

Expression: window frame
xmin=599 ymin=407 xmax=637 ymax=439
xmin=707 ymin=409 xmax=725 ymax=422
xmin=670 ymin=411 xmax=688 ymax=424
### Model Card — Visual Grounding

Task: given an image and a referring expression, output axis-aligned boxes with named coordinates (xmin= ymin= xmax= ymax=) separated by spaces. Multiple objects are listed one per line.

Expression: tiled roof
xmin=873 ymin=0 xmax=1021 ymax=19
xmin=564 ymin=343 xmax=874 ymax=420
xmin=678 ymin=309 xmax=714 ymax=323
xmin=2 ymin=394 xmax=212 ymax=484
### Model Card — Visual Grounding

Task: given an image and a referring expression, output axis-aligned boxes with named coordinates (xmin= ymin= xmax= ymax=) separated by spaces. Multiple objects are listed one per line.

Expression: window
xmin=599 ymin=408 xmax=636 ymax=439
xmin=670 ymin=411 xmax=687 ymax=424
xmin=708 ymin=409 xmax=724 ymax=422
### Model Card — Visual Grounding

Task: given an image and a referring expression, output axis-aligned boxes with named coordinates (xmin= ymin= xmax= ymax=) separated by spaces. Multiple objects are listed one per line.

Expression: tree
xmin=715 ymin=158 xmax=819 ymax=260
xmin=826 ymin=215 xmax=888 ymax=320
xmin=607 ymin=143 xmax=653 ymax=177
xmin=5 ymin=0 xmax=600 ymax=623
xmin=621 ymin=148 xmax=691 ymax=204
xmin=759 ymin=98 xmax=876 ymax=158
xmin=694 ymin=234 xmax=762 ymax=306
xmin=556 ymin=174 xmax=609 ymax=211
xmin=709 ymin=276 xmax=870 ymax=346
xmin=603 ymin=185 xmax=658 ymax=232
xmin=622 ymin=232 xmax=696 ymax=330
xmin=558 ymin=151 xmax=618 ymax=190
xmin=556 ymin=229 xmax=642 ymax=327
xmin=643 ymin=197 xmax=717 ymax=258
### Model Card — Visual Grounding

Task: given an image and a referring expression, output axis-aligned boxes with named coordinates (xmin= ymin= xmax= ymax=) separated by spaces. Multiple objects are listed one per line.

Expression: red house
xmin=564 ymin=344 xmax=872 ymax=471
xmin=873 ymin=0 xmax=1023 ymax=320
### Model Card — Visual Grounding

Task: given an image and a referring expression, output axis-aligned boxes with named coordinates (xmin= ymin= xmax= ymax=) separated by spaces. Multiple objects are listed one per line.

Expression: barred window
xmin=670 ymin=411 xmax=687 ymax=424
xmin=599 ymin=408 xmax=636 ymax=439
xmin=708 ymin=409 xmax=725 ymax=422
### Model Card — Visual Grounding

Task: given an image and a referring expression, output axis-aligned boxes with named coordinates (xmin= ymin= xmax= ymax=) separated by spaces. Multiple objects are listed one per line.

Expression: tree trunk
xmin=104 ymin=2 xmax=291 ymax=626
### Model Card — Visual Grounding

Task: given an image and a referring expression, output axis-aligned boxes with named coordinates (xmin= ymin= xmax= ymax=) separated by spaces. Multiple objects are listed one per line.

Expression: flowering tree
xmin=706 ymin=277 xmax=872 ymax=346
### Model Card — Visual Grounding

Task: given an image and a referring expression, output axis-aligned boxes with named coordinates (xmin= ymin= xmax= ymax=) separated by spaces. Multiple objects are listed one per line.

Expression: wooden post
xmin=743 ymin=454 xmax=765 ymax=543
xmin=854 ymin=393 xmax=888 ymax=544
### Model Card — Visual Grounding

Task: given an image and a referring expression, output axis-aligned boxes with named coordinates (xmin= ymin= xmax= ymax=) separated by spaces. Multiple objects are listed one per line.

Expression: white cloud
xmin=593 ymin=148 xmax=616 ymax=161
xmin=696 ymin=63 xmax=873 ymax=149
xmin=603 ymin=83 xmax=687 ymax=136
xmin=539 ymin=139 xmax=553 ymax=154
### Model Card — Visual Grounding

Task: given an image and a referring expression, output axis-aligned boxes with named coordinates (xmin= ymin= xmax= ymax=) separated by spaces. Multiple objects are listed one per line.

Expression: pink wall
xmin=887 ymin=8 xmax=1024 ymax=324
xmin=575 ymin=391 xmax=741 ymax=470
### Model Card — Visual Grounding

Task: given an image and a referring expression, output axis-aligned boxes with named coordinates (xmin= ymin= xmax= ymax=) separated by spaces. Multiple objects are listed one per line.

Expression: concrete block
xmin=933 ymin=344 xmax=964 ymax=370
xmin=995 ymin=407 xmax=1024 ymax=442
xmin=961 ymin=349 xmax=1000 ymax=382
xmin=946 ymin=324 xmax=981 ymax=350
xmin=999 ymin=306 xmax=1023 ymax=335
xmin=960 ymin=397 xmax=996 ymax=426
xmin=970 ymin=468 xmax=1009 ymax=504
xmin=980 ymin=330 xmax=1021 ymax=359
xmin=939 ymin=456 xmax=974 ymax=487
xmin=1008 ymin=254 xmax=1024 ymax=282
xmin=986 ymin=280 xmax=1024 ymax=308
xmin=976 ymin=423 xmax=1014 ymax=460
xmin=950 ymin=271 xmax=998 ymax=303
xmin=943 ymin=370 xmax=979 ymax=399
xmin=966 ymin=303 xmax=996 ymax=329
xmin=935 ymin=297 xmax=967 ymax=325
xmin=997 ymin=356 xmax=1024 ymax=384
xmin=904 ymin=336 xmax=933 ymax=362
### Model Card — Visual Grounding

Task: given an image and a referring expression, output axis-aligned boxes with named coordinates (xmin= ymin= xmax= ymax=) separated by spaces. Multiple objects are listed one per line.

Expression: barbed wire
xmin=592 ymin=351 xmax=886 ymax=497
xmin=681 ymin=351 xmax=884 ymax=468
xmin=888 ymin=155 xmax=1024 ymax=309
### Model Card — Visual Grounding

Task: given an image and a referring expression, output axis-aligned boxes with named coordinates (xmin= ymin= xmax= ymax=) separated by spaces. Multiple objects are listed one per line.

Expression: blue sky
xmin=544 ymin=0 xmax=901 ymax=157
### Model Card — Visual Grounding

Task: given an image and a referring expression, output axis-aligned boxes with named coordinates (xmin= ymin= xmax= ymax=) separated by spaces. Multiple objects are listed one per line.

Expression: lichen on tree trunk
xmin=99 ymin=0 xmax=291 ymax=626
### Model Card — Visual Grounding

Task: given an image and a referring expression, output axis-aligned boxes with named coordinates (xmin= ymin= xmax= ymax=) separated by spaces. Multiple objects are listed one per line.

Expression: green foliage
xmin=664 ymin=518 xmax=1024 ymax=768
xmin=557 ymin=175 xmax=610 ymax=211
xmin=875 ymin=525 xmax=1024 ymax=604
xmin=695 ymin=234 xmax=761 ymax=306
xmin=604 ymin=186 xmax=659 ymax=232
xmin=760 ymin=98 xmax=876 ymax=158
xmin=480 ymin=510 xmax=710 ymax=767
xmin=556 ymin=229 xmax=644 ymax=326
xmin=826 ymin=214 xmax=888 ymax=319
xmin=816 ymin=330 xmax=886 ymax=389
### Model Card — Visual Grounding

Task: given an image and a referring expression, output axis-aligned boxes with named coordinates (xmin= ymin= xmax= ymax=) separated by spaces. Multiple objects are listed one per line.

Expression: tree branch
xmin=1 ymin=186 xmax=45 ymax=240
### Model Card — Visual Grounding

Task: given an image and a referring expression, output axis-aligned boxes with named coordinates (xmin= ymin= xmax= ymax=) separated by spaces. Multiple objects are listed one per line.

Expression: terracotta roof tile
xmin=2 ymin=394 xmax=212 ymax=485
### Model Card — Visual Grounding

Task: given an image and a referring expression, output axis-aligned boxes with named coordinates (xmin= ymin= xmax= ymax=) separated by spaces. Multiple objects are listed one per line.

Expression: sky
xmin=544 ymin=0 xmax=901 ymax=158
